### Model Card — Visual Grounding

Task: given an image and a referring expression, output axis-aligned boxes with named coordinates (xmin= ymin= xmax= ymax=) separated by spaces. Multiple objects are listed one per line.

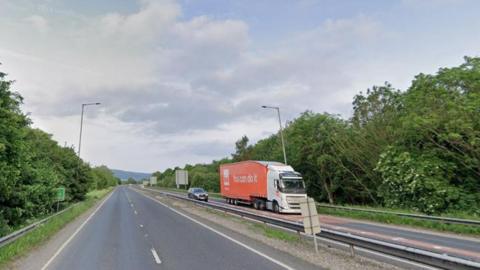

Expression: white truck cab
xmin=266 ymin=163 xmax=307 ymax=213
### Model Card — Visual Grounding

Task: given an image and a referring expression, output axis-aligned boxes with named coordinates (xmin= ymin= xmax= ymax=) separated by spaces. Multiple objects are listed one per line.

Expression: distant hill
xmin=111 ymin=169 xmax=151 ymax=181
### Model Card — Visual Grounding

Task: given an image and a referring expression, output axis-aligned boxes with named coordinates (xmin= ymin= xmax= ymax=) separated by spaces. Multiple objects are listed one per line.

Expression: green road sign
xmin=56 ymin=187 xmax=65 ymax=201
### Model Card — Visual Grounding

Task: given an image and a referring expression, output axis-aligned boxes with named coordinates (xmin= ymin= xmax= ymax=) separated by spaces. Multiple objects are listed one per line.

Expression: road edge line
xmin=40 ymin=190 xmax=115 ymax=270
xmin=132 ymin=188 xmax=295 ymax=270
xmin=151 ymin=248 xmax=162 ymax=264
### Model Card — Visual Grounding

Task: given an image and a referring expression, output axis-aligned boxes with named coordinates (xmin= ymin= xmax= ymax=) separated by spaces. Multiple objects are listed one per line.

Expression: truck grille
xmin=286 ymin=196 xmax=305 ymax=209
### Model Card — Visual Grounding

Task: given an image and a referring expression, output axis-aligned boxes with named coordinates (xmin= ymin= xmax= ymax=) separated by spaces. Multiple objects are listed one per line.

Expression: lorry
xmin=220 ymin=161 xmax=307 ymax=214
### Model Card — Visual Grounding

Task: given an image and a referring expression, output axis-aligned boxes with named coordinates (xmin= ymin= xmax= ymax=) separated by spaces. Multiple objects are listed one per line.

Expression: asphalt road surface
xmin=42 ymin=187 xmax=314 ymax=270
xmin=152 ymin=188 xmax=480 ymax=262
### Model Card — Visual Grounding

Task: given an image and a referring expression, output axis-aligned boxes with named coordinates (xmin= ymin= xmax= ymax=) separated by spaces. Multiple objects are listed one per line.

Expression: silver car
xmin=187 ymin=187 xmax=209 ymax=202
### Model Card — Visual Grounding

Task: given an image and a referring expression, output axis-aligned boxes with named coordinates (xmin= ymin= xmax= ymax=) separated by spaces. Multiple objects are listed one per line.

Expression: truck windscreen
xmin=280 ymin=178 xmax=305 ymax=193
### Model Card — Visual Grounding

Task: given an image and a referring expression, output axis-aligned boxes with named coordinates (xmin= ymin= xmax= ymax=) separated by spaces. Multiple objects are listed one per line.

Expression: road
xmin=150 ymin=188 xmax=480 ymax=262
xmin=41 ymin=187 xmax=316 ymax=270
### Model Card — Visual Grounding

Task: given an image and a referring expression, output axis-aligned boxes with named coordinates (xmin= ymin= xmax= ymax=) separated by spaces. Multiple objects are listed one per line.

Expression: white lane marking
xmin=392 ymin=237 xmax=404 ymax=241
xmin=130 ymin=203 xmax=134 ymax=207
xmin=135 ymin=190 xmax=295 ymax=270
xmin=140 ymin=224 xmax=144 ymax=228
xmin=433 ymin=246 xmax=443 ymax=250
xmin=41 ymin=191 xmax=114 ymax=270
xmin=134 ymin=210 xmax=138 ymax=215
xmin=151 ymin=248 xmax=162 ymax=264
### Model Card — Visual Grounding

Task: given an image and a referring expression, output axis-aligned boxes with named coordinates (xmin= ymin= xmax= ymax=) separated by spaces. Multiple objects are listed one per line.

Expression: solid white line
xmin=134 ymin=189 xmax=295 ymax=270
xmin=40 ymin=191 xmax=114 ymax=270
xmin=151 ymin=248 xmax=162 ymax=264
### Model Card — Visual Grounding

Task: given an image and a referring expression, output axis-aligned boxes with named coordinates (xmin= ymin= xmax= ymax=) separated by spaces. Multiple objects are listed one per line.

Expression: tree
xmin=231 ymin=135 xmax=253 ymax=161
xmin=0 ymin=66 xmax=122 ymax=236
xmin=0 ymin=70 xmax=30 ymax=233
xmin=91 ymin=166 xmax=119 ymax=189
xmin=126 ymin=177 xmax=137 ymax=184
xmin=376 ymin=57 xmax=480 ymax=214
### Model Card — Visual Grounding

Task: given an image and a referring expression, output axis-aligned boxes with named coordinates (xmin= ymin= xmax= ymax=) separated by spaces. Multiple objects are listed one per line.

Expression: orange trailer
xmin=220 ymin=161 xmax=307 ymax=213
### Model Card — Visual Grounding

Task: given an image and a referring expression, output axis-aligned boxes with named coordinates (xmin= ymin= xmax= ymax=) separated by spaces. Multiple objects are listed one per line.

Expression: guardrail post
xmin=350 ymin=244 xmax=355 ymax=257
xmin=313 ymin=234 xmax=319 ymax=254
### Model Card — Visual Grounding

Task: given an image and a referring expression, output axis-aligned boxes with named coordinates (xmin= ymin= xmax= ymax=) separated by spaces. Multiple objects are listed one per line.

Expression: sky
xmin=1 ymin=0 xmax=479 ymax=173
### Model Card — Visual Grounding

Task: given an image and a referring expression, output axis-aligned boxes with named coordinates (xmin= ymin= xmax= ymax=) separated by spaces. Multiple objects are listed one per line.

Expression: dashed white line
xmin=135 ymin=189 xmax=295 ymax=270
xmin=40 ymin=191 xmax=114 ymax=270
xmin=151 ymin=248 xmax=162 ymax=264
xmin=139 ymin=224 xmax=144 ymax=228
xmin=134 ymin=210 xmax=138 ymax=215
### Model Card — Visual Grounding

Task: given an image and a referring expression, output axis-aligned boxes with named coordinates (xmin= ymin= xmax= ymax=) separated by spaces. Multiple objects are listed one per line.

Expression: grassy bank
xmin=318 ymin=206 xmax=480 ymax=236
xmin=250 ymin=223 xmax=300 ymax=243
xmin=0 ymin=188 xmax=113 ymax=268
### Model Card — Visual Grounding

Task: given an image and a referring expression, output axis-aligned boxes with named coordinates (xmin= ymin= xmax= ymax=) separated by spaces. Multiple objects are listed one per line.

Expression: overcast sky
xmin=1 ymin=0 xmax=479 ymax=173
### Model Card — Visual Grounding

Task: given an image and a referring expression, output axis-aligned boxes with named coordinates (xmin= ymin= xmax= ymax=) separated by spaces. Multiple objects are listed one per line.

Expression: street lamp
xmin=78 ymin=102 xmax=101 ymax=157
xmin=261 ymin=105 xmax=287 ymax=165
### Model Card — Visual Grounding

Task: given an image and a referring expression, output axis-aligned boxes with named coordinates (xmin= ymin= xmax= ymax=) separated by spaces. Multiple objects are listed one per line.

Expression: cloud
xmin=401 ymin=0 xmax=465 ymax=8
xmin=5 ymin=1 xmax=477 ymax=171
xmin=0 ymin=2 xmax=389 ymax=170
xmin=25 ymin=14 xmax=49 ymax=33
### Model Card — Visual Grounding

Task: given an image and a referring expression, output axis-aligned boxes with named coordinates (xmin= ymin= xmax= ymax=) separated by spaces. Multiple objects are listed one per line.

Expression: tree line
xmin=0 ymin=69 xmax=119 ymax=236
xmin=153 ymin=57 xmax=480 ymax=215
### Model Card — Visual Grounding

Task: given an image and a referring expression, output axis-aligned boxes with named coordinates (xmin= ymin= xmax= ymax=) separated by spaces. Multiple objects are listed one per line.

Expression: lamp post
xmin=261 ymin=105 xmax=287 ymax=165
xmin=78 ymin=102 xmax=101 ymax=157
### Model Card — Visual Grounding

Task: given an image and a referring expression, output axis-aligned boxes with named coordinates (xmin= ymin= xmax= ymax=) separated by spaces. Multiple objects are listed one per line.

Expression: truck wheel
xmin=253 ymin=200 xmax=259 ymax=210
xmin=259 ymin=201 xmax=266 ymax=210
xmin=273 ymin=202 xmax=280 ymax=213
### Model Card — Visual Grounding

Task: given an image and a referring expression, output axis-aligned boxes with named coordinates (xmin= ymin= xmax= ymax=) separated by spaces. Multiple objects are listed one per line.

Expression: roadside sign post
xmin=150 ymin=176 xmax=157 ymax=186
xmin=300 ymin=197 xmax=321 ymax=253
xmin=56 ymin=187 xmax=65 ymax=212
xmin=175 ymin=170 xmax=188 ymax=189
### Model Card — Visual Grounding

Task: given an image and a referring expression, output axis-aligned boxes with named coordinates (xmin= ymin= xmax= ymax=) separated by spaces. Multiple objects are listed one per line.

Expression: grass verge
xmin=249 ymin=223 xmax=300 ymax=243
xmin=0 ymin=188 xmax=113 ymax=269
xmin=319 ymin=206 xmax=480 ymax=236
